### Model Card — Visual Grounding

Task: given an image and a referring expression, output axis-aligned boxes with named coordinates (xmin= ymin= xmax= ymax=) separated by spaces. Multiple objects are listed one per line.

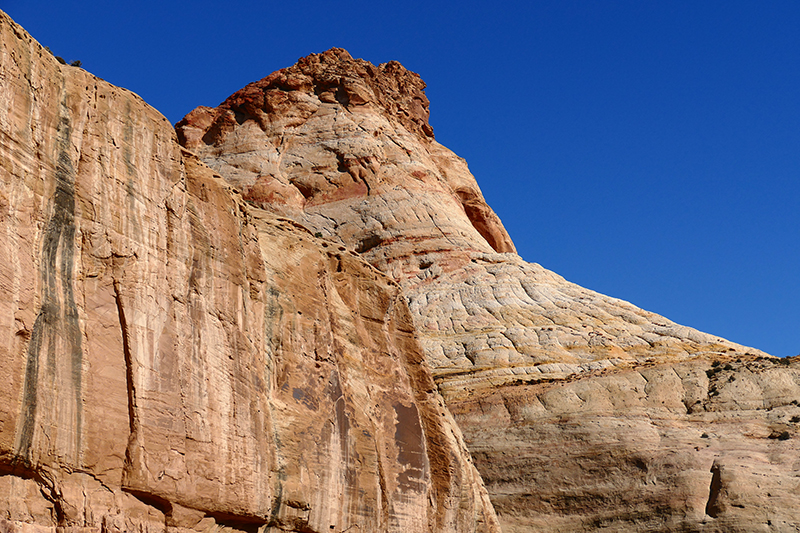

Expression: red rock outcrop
xmin=179 ymin=48 xmax=800 ymax=532
xmin=176 ymin=47 xmax=516 ymax=281
xmin=3 ymin=5 xmax=798 ymax=530
xmin=0 ymin=11 xmax=498 ymax=533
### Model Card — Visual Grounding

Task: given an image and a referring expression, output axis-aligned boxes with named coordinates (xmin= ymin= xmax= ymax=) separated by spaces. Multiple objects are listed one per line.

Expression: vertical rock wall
xmin=0 ymin=10 xmax=498 ymax=533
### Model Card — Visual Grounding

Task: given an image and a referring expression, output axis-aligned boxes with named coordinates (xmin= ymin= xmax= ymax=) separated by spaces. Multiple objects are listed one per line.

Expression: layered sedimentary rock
xmin=176 ymin=47 xmax=516 ymax=283
xmin=457 ymin=354 xmax=800 ymax=532
xmin=176 ymin=47 xmax=764 ymax=375
xmin=179 ymin=48 xmax=800 ymax=531
xmin=0 ymin=11 xmax=498 ymax=533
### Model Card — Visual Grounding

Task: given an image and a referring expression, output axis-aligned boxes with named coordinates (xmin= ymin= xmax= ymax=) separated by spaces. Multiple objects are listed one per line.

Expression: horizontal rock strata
xmin=455 ymin=354 xmax=800 ymax=532
xmin=0 ymin=11 xmax=498 ymax=533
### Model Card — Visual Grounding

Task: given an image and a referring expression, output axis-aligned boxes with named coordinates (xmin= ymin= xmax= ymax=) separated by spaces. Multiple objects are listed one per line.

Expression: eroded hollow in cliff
xmin=705 ymin=463 xmax=722 ymax=518
xmin=356 ymin=234 xmax=382 ymax=254
xmin=455 ymin=188 xmax=511 ymax=253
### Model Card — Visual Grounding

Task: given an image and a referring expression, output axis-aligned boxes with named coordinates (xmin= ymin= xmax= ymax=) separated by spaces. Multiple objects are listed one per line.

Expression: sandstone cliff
xmin=2 ymin=7 xmax=798 ymax=531
xmin=0 ymin=11 xmax=498 ymax=533
xmin=178 ymin=48 xmax=800 ymax=532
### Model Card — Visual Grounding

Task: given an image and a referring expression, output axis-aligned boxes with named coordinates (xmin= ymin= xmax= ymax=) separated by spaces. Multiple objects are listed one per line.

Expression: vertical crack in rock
xmin=15 ymin=90 xmax=83 ymax=464
xmin=113 ymin=278 xmax=140 ymax=480
xmin=374 ymin=443 xmax=391 ymax=530
xmin=705 ymin=462 xmax=722 ymax=518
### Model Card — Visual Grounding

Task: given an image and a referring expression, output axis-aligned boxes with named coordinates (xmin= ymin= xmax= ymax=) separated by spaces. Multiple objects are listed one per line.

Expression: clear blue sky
xmin=4 ymin=1 xmax=798 ymax=356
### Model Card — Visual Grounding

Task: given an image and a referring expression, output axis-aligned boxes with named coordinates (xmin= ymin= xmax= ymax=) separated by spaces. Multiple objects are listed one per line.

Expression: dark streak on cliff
xmin=16 ymin=89 xmax=84 ymax=463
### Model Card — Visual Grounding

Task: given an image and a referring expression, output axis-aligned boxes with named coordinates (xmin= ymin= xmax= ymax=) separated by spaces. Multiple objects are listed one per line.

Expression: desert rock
xmin=180 ymin=48 xmax=800 ymax=531
xmin=456 ymin=354 xmax=800 ymax=532
xmin=0 ymin=11 xmax=498 ymax=533
xmin=176 ymin=47 xmax=517 ymax=281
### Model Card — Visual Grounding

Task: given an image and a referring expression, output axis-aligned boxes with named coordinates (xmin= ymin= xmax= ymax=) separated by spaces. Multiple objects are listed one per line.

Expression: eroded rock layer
xmin=176 ymin=47 xmax=516 ymax=282
xmin=179 ymin=48 xmax=800 ymax=531
xmin=176 ymin=48 xmax=765 ymax=376
xmin=0 ymin=11 xmax=498 ymax=533
xmin=457 ymin=354 xmax=800 ymax=532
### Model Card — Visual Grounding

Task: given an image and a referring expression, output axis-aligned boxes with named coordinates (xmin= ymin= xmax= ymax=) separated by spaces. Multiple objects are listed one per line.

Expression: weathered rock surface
xmin=179 ymin=48 xmax=800 ymax=531
xmin=456 ymin=354 xmax=800 ymax=532
xmin=176 ymin=47 xmax=516 ymax=283
xmin=0 ymin=11 xmax=498 ymax=533
xmin=175 ymin=47 xmax=765 ymax=376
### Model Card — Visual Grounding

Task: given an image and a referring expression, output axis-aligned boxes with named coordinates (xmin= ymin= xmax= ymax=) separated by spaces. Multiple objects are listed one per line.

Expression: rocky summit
xmin=1 ymin=9 xmax=799 ymax=533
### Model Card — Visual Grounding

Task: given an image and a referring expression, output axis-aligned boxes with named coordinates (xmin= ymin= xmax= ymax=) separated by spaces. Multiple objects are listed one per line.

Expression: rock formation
xmin=2 ymin=6 xmax=798 ymax=531
xmin=178 ymin=47 xmax=800 ymax=532
xmin=0 ymin=11 xmax=498 ymax=533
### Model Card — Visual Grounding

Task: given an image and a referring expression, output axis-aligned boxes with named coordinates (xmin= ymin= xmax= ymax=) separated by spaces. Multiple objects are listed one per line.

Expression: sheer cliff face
xmin=3 ymin=6 xmax=799 ymax=532
xmin=180 ymin=49 xmax=800 ymax=531
xmin=0 ymin=11 xmax=498 ymax=533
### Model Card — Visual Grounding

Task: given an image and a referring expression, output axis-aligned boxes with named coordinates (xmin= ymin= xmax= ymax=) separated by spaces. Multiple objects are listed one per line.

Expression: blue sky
xmin=4 ymin=1 xmax=798 ymax=356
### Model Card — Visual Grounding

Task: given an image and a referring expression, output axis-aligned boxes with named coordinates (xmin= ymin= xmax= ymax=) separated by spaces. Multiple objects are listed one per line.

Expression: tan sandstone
xmin=178 ymin=48 xmax=800 ymax=531
xmin=0 ymin=11 xmax=498 ymax=533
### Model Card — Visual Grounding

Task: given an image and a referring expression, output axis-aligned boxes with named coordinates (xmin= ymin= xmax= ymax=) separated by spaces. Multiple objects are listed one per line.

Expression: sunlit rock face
xmin=176 ymin=47 xmax=517 ymax=282
xmin=454 ymin=354 xmax=800 ymax=532
xmin=180 ymin=47 xmax=800 ymax=532
xmin=0 ymin=11 xmax=499 ymax=533
xmin=177 ymin=47 xmax=765 ymax=379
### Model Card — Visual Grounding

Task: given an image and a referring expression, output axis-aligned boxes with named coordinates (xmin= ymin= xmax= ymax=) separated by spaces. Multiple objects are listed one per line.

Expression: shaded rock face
xmin=180 ymin=49 xmax=800 ymax=531
xmin=0 ymin=11 xmax=498 ymax=533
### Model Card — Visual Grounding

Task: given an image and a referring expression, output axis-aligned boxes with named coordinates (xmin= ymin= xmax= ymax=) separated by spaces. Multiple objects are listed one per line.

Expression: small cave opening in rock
xmin=355 ymin=234 xmax=382 ymax=254
xmin=705 ymin=463 xmax=723 ymax=518
xmin=289 ymin=178 xmax=315 ymax=200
